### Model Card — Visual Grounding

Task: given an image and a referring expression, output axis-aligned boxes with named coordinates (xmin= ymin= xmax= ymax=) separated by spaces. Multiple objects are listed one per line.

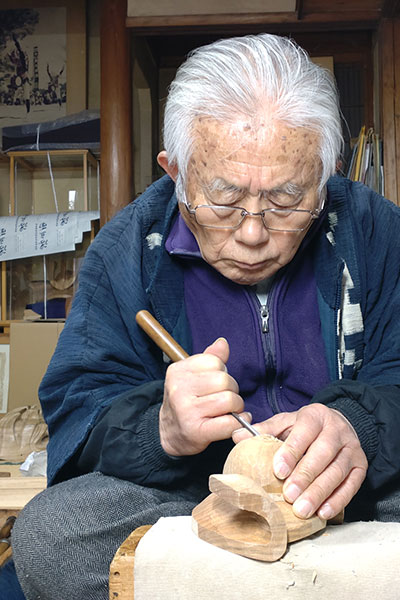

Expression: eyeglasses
xmin=183 ymin=202 xmax=324 ymax=232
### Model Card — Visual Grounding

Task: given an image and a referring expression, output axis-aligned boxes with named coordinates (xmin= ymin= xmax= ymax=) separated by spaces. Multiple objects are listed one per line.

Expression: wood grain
xmin=380 ymin=19 xmax=397 ymax=204
xmin=100 ymin=0 xmax=133 ymax=225
xmin=136 ymin=310 xmax=188 ymax=361
xmin=192 ymin=435 xmax=326 ymax=561
xmin=223 ymin=434 xmax=283 ymax=493
xmin=193 ymin=474 xmax=288 ymax=561
xmin=109 ymin=524 xmax=152 ymax=600
xmin=0 ymin=477 xmax=47 ymax=511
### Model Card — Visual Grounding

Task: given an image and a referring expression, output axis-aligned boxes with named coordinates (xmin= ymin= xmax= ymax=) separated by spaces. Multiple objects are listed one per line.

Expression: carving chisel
xmin=136 ymin=309 xmax=259 ymax=436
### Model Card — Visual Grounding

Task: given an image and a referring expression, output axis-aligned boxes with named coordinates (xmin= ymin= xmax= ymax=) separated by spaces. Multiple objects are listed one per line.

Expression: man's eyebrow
xmin=206 ymin=178 xmax=304 ymax=196
xmin=267 ymin=182 xmax=304 ymax=195
xmin=206 ymin=177 xmax=243 ymax=192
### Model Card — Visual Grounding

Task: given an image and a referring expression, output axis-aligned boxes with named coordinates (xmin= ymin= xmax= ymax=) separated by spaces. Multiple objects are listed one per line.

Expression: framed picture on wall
xmin=0 ymin=0 xmax=86 ymax=131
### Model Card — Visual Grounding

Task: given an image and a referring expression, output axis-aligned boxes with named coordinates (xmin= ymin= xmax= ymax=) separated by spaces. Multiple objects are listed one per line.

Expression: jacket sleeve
xmin=39 ymin=203 xmax=184 ymax=485
xmin=75 ymin=380 xmax=200 ymax=487
xmin=314 ymin=188 xmax=400 ymax=491
xmin=312 ymin=381 xmax=400 ymax=489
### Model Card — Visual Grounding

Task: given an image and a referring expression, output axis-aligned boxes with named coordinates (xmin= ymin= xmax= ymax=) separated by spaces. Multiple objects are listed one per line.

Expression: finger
xmin=253 ymin=412 xmax=296 ymax=440
xmin=200 ymin=412 xmax=251 ymax=444
xmin=197 ymin=391 xmax=245 ymax=418
xmin=231 ymin=412 xmax=258 ymax=443
xmin=294 ymin=462 xmax=366 ymax=520
xmin=281 ymin=432 xmax=344 ymax=500
xmin=288 ymin=447 xmax=366 ymax=518
xmin=272 ymin=405 xmax=330 ymax=479
xmin=174 ymin=352 xmax=227 ymax=374
xmin=189 ymin=371 xmax=239 ymax=396
xmin=203 ymin=337 xmax=230 ymax=365
xmin=165 ymin=354 xmax=233 ymax=396
xmin=231 ymin=412 xmax=295 ymax=446
xmin=232 ymin=427 xmax=254 ymax=443
xmin=316 ymin=466 xmax=366 ymax=520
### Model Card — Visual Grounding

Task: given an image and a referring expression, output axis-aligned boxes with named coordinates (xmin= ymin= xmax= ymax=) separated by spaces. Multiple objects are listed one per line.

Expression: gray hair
xmin=163 ymin=33 xmax=343 ymax=198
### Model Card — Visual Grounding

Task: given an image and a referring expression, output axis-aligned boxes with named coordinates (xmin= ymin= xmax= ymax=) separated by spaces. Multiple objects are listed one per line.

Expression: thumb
xmin=203 ymin=337 xmax=230 ymax=366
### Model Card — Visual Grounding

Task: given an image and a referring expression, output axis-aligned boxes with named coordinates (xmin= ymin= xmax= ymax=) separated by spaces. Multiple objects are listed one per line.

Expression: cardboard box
xmin=7 ymin=322 xmax=64 ymax=412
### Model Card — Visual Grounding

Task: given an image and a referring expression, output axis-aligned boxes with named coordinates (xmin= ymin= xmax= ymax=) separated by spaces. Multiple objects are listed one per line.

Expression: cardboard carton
xmin=7 ymin=322 xmax=64 ymax=412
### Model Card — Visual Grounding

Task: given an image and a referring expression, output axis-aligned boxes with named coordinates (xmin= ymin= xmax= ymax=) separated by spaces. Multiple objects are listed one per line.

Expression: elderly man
xmin=11 ymin=33 xmax=400 ymax=600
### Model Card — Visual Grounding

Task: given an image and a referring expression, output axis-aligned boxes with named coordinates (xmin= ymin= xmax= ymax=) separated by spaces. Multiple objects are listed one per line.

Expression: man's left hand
xmin=232 ymin=403 xmax=368 ymax=520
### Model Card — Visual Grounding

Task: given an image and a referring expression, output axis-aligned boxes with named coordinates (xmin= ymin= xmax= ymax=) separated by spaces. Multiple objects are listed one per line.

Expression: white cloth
xmin=134 ymin=516 xmax=400 ymax=599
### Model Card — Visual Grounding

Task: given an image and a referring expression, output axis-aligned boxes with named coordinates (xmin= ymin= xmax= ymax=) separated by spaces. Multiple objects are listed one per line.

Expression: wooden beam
xmin=126 ymin=10 xmax=380 ymax=31
xmin=379 ymin=19 xmax=398 ymax=205
xmin=101 ymin=0 xmax=133 ymax=225
xmin=382 ymin=0 xmax=400 ymax=18
xmin=297 ymin=0 xmax=304 ymax=20
xmin=394 ymin=19 xmax=400 ymax=205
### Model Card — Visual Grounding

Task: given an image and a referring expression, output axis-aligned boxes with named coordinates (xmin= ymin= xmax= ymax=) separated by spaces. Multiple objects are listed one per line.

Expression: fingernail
xmin=245 ymin=411 xmax=253 ymax=422
xmin=274 ymin=459 xmax=290 ymax=479
xmin=232 ymin=427 xmax=244 ymax=435
xmin=232 ymin=427 xmax=250 ymax=438
xmin=284 ymin=483 xmax=301 ymax=503
xmin=318 ymin=503 xmax=333 ymax=520
xmin=293 ymin=498 xmax=313 ymax=519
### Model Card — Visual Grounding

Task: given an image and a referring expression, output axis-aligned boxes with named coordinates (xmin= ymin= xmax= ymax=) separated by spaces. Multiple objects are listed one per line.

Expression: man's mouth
xmin=232 ymin=260 xmax=268 ymax=270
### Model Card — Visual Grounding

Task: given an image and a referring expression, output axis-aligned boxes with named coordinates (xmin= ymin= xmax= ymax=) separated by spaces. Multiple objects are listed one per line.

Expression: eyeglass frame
xmin=180 ymin=191 xmax=326 ymax=233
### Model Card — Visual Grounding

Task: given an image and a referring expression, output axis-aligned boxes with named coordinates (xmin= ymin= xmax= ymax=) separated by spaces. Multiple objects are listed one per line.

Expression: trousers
xmin=11 ymin=472 xmax=203 ymax=600
xmin=11 ymin=471 xmax=400 ymax=599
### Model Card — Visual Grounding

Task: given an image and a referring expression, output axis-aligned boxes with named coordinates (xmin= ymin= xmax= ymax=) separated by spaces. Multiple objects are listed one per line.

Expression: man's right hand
xmin=159 ymin=337 xmax=249 ymax=456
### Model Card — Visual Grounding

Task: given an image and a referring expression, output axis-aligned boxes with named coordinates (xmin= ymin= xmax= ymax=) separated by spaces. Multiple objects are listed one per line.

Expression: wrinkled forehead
xmin=190 ymin=117 xmax=321 ymax=175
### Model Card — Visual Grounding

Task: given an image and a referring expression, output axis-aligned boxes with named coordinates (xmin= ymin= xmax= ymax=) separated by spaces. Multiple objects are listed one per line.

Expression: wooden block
xmin=223 ymin=434 xmax=284 ymax=492
xmin=0 ymin=477 xmax=46 ymax=511
xmin=192 ymin=435 xmax=326 ymax=561
xmin=192 ymin=474 xmax=288 ymax=561
xmin=0 ymin=464 xmax=24 ymax=477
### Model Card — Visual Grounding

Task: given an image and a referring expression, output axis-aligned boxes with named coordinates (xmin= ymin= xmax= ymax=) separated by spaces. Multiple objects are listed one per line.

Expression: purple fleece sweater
xmin=166 ymin=215 xmax=330 ymax=423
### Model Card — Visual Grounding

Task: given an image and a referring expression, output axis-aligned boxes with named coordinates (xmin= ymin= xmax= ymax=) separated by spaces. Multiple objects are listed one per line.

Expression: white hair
xmin=163 ymin=33 xmax=343 ymax=198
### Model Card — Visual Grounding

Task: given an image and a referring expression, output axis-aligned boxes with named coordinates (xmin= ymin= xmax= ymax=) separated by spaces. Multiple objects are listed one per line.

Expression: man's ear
xmin=157 ymin=151 xmax=178 ymax=182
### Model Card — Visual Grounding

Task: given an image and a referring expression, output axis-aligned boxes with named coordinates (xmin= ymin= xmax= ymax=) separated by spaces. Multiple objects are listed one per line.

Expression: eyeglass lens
xmin=194 ymin=205 xmax=313 ymax=231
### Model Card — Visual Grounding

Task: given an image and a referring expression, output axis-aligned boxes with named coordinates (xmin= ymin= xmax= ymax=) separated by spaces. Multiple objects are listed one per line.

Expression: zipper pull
xmin=260 ymin=304 xmax=269 ymax=333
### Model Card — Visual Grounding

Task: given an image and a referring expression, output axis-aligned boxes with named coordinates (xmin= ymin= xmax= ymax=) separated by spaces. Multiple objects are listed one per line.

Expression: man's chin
xmin=222 ymin=264 xmax=277 ymax=285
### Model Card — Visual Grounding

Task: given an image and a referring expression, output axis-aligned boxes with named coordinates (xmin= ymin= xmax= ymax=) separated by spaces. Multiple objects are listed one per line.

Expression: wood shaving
xmin=312 ymin=570 xmax=317 ymax=584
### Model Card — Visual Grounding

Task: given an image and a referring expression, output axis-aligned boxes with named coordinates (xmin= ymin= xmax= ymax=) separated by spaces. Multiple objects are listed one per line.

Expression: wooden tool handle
xmin=136 ymin=310 xmax=189 ymax=362
xmin=136 ymin=310 xmax=259 ymax=437
xmin=0 ymin=516 xmax=16 ymax=540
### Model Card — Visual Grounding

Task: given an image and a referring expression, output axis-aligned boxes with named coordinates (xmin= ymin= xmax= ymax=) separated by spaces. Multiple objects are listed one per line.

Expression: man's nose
xmin=235 ymin=212 xmax=270 ymax=245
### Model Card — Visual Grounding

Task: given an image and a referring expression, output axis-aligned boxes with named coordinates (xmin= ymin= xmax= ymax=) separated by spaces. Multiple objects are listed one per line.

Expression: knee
xmin=11 ymin=491 xmax=56 ymax=599
xmin=12 ymin=490 xmax=54 ymax=556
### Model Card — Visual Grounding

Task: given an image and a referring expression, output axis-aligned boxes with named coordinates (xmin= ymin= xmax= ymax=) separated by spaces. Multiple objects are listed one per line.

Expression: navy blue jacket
xmin=39 ymin=176 xmax=400 ymax=514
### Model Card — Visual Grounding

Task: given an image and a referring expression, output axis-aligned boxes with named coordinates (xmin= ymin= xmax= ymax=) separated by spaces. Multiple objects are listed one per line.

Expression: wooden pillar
xmin=100 ymin=0 xmax=133 ymax=225
xmin=378 ymin=18 xmax=400 ymax=206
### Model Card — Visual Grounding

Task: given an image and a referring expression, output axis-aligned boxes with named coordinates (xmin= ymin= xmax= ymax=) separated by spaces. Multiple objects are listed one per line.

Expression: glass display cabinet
xmin=8 ymin=149 xmax=99 ymax=215
xmin=0 ymin=150 xmax=100 ymax=329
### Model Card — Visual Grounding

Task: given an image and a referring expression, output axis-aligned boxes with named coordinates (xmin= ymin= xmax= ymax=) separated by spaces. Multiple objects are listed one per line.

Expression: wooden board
xmin=0 ymin=477 xmax=46 ymax=511
xmin=109 ymin=525 xmax=152 ymax=600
